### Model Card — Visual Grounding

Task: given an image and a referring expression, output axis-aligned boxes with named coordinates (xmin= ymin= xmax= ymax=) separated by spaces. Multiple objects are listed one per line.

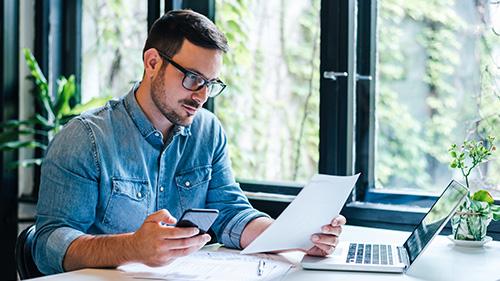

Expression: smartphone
xmin=175 ymin=208 xmax=219 ymax=234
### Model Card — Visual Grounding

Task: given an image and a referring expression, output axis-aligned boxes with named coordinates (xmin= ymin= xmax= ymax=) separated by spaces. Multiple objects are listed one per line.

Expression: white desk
xmin=27 ymin=225 xmax=500 ymax=281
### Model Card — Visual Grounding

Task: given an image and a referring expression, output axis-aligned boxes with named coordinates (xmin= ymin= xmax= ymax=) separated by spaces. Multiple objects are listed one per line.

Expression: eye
xmin=186 ymin=72 xmax=205 ymax=86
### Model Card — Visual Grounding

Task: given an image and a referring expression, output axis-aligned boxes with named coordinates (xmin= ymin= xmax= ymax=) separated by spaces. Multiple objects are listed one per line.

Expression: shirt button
xmin=137 ymin=192 xmax=142 ymax=198
xmin=159 ymin=186 xmax=164 ymax=192
xmin=154 ymin=132 xmax=161 ymax=137
xmin=185 ymin=181 xmax=191 ymax=187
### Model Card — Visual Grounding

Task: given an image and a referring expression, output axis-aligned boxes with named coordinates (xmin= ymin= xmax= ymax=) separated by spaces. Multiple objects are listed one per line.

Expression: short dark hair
xmin=143 ymin=9 xmax=229 ymax=59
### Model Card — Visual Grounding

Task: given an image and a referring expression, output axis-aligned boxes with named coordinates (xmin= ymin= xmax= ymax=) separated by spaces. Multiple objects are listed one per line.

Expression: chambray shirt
xmin=33 ymin=84 xmax=269 ymax=274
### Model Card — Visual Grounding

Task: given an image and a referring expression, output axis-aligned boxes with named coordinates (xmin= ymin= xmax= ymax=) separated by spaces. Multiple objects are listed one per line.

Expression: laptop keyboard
xmin=346 ymin=243 xmax=397 ymax=265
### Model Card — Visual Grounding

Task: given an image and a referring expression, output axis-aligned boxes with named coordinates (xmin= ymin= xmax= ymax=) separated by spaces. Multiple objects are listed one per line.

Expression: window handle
xmin=356 ymin=74 xmax=372 ymax=81
xmin=323 ymin=71 xmax=348 ymax=81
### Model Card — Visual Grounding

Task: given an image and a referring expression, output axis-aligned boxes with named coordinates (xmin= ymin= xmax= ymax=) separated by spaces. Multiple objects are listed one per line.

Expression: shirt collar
xmin=123 ymin=82 xmax=191 ymax=140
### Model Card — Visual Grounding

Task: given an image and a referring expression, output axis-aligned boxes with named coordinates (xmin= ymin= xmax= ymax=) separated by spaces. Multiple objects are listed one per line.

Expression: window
xmin=214 ymin=0 xmax=321 ymax=183
xmin=372 ymin=0 xmax=500 ymax=198
xmin=81 ymin=0 xmax=148 ymax=102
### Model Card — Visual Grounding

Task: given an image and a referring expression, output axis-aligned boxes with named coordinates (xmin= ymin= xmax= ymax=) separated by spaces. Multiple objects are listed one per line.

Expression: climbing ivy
xmin=214 ymin=0 xmax=499 ymax=193
xmin=215 ymin=0 xmax=320 ymax=182
xmin=377 ymin=0 xmax=499 ymax=192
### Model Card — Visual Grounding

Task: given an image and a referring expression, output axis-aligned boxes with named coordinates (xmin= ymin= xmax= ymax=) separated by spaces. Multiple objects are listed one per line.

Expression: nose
xmin=191 ymin=85 xmax=209 ymax=105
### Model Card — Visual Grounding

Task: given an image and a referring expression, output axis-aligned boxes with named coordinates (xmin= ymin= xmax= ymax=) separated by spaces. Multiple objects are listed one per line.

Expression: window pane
xmin=215 ymin=0 xmax=320 ymax=183
xmin=376 ymin=0 xmax=500 ymax=197
xmin=81 ymin=0 xmax=147 ymax=102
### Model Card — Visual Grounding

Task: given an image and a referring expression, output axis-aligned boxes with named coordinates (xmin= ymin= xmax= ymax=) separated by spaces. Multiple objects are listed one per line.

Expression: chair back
xmin=16 ymin=225 xmax=43 ymax=279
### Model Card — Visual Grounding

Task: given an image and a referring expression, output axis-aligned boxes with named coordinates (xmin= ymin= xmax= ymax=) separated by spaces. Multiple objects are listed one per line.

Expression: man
xmin=33 ymin=10 xmax=346 ymax=275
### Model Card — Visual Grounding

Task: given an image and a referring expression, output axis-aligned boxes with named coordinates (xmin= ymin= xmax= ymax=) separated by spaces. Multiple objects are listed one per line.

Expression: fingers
xmin=169 ymin=243 xmax=206 ymax=257
xmin=311 ymin=233 xmax=339 ymax=247
xmin=330 ymin=215 xmax=346 ymax=226
xmin=146 ymin=209 xmax=177 ymax=225
xmin=307 ymin=216 xmax=344 ymax=257
xmin=159 ymin=226 xmax=200 ymax=239
xmin=320 ymin=224 xmax=342 ymax=236
xmin=164 ymin=234 xmax=211 ymax=250
xmin=165 ymin=234 xmax=211 ymax=258
xmin=306 ymin=246 xmax=332 ymax=256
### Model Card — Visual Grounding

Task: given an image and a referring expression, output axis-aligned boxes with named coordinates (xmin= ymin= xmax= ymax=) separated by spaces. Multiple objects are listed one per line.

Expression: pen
xmin=257 ymin=259 xmax=265 ymax=276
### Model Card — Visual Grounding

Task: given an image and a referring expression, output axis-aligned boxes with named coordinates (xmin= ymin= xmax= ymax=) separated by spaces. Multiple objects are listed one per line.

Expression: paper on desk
xmin=241 ymin=174 xmax=359 ymax=254
xmin=119 ymin=249 xmax=292 ymax=281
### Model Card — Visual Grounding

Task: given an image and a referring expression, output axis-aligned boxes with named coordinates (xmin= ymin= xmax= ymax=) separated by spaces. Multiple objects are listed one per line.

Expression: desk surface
xmin=27 ymin=225 xmax=500 ymax=281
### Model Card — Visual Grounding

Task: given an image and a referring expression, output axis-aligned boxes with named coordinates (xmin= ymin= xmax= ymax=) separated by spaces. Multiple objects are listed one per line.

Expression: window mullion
xmin=354 ymin=0 xmax=377 ymax=201
xmin=319 ymin=0 xmax=356 ymax=177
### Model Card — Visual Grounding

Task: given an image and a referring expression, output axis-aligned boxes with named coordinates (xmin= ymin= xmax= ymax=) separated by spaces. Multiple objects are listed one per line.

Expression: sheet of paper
xmin=119 ymin=248 xmax=292 ymax=281
xmin=241 ymin=174 xmax=360 ymax=254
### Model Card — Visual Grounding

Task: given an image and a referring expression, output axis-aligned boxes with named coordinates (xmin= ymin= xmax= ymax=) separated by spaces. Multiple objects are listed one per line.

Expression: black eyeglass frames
xmin=156 ymin=50 xmax=227 ymax=98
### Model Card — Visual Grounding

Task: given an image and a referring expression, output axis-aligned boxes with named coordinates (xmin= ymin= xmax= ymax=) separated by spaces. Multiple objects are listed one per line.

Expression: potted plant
xmin=0 ymin=48 xmax=111 ymax=168
xmin=449 ymin=135 xmax=500 ymax=241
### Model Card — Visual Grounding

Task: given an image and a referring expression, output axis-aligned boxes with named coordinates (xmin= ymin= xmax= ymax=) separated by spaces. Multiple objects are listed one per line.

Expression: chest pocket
xmin=175 ymin=165 xmax=212 ymax=209
xmin=102 ymin=177 xmax=150 ymax=233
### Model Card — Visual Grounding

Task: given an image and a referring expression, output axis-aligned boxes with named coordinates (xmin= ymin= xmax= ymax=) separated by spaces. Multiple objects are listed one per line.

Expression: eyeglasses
xmin=156 ymin=50 xmax=226 ymax=98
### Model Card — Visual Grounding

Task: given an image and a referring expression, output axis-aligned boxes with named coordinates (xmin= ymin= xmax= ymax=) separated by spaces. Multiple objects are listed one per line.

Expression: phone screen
xmin=175 ymin=208 xmax=219 ymax=234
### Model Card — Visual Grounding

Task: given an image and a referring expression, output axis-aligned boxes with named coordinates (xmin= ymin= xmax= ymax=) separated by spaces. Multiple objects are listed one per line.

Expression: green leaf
xmin=23 ymin=48 xmax=47 ymax=87
xmin=55 ymin=75 xmax=76 ymax=117
xmin=491 ymin=205 xmax=500 ymax=221
xmin=0 ymin=140 xmax=47 ymax=151
xmin=8 ymin=158 xmax=43 ymax=169
xmin=34 ymin=114 xmax=52 ymax=128
xmin=23 ymin=48 xmax=56 ymax=120
xmin=0 ymin=128 xmax=49 ymax=142
xmin=1 ymin=118 xmax=40 ymax=128
xmin=68 ymin=96 xmax=111 ymax=115
xmin=471 ymin=190 xmax=494 ymax=204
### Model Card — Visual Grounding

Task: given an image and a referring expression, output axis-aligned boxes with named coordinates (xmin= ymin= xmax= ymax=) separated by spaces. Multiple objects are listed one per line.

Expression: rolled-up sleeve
xmin=33 ymin=118 xmax=99 ymax=274
xmin=206 ymin=121 xmax=270 ymax=249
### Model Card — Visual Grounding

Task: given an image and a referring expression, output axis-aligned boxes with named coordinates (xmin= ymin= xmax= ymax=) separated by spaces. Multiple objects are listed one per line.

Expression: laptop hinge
xmin=397 ymin=246 xmax=410 ymax=268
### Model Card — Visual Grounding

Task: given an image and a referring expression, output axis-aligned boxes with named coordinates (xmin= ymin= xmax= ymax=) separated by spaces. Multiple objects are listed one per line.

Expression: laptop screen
xmin=403 ymin=180 xmax=468 ymax=264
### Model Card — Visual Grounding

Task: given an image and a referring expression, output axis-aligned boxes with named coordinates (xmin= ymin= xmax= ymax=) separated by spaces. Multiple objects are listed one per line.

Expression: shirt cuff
xmin=221 ymin=209 xmax=270 ymax=249
xmin=45 ymin=226 xmax=86 ymax=273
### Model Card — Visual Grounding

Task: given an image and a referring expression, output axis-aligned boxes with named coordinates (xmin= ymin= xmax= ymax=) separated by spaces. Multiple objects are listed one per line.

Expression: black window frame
xmin=1 ymin=1 xmax=20 ymax=278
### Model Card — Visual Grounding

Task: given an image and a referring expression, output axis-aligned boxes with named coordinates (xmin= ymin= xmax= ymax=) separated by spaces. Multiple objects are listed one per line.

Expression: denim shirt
xmin=33 ymin=84 xmax=269 ymax=274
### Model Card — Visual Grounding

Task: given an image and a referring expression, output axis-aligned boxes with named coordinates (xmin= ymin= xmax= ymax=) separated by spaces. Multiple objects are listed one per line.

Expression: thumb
xmin=146 ymin=209 xmax=177 ymax=225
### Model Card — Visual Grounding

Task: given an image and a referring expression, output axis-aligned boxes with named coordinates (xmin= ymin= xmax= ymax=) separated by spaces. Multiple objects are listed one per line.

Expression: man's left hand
xmin=306 ymin=215 xmax=346 ymax=256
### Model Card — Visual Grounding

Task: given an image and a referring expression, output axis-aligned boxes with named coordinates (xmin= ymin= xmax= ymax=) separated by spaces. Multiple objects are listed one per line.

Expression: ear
xmin=143 ymin=48 xmax=163 ymax=79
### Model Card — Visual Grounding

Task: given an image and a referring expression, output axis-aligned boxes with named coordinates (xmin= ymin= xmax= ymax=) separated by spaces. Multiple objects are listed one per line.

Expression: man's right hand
xmin=130 ymin=209 xmax=212 ymax=267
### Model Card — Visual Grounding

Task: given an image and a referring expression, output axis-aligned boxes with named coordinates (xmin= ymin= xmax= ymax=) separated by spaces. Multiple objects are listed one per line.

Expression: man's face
xmin=150 ymin=40 xmax=223 ymax=127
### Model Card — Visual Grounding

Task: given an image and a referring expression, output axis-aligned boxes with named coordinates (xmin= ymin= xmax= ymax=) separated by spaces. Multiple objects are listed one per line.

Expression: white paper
xmin=119 ymin=248 xmax=292 ymax=281
xmin=241 ymin=174 xmax=360 ymax=254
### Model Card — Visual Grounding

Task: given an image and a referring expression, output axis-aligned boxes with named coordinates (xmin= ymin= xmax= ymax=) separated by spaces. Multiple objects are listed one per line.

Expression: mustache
xmin=181 ymin=99 xmax=201 ymax=109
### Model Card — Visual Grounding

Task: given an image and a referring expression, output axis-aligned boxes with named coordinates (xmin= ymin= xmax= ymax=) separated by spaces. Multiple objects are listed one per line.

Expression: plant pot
xmin=451 ymin=200 xmax=493 ymax=241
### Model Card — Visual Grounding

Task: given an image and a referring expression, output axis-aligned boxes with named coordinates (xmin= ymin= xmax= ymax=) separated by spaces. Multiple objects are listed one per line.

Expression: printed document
xmin=119 ymin=248 xmax=292 ymax=281
xmin=241 ymin=174 xmax=360 ymax=254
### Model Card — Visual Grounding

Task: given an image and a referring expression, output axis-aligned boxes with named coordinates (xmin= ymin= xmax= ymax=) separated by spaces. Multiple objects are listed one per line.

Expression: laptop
xmin=301 ymin=180 xmax=468 ymax=273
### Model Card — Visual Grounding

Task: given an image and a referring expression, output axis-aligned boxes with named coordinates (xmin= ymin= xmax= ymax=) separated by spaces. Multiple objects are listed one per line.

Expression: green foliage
xmin=450 ymin=136 xmax=499 ymax=240
xmin=215 ymin=0 xmax=498 ymax=188
xmin=452 ymin=198 xmax=494 ymax=240
xmin=0 ymin=48 xmax=111 ymax=167
xmin=82 ymin=0 xmax=146 ymax=99
xmin=377 ymin=0 xmax=499 ymax=191
xmin=449 ymin=136 xmax=496 ymax=188
xmin=216 ymin=0 xmax=320 ymax=182
xmin=471 ymin=190 xmax=494 ymax=205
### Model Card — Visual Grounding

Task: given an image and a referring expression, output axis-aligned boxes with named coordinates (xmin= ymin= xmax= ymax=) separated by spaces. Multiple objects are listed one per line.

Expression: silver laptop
xmin=301 ymin=180 xmax=468 ymax=273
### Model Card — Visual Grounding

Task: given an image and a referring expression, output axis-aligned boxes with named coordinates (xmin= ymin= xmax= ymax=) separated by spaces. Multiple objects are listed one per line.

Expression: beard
xmin=150 ymin=70 xmax=200 ymax=127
